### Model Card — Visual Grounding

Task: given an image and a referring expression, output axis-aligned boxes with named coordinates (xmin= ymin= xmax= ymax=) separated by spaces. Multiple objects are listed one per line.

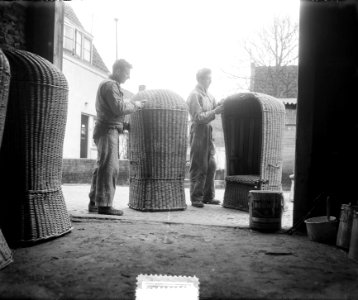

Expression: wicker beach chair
xmin=128 ymin=90 xmax=188 ymax=211
xmin=0 ymin=229 xmax=12 ymax=270
xmin=222 ymin=92 xmax=285 ymax=211
xmin=0 ymin=48 xmax=72 ymax=244
xmin=0 ymin=49 xmax=10 ymax=149
xmin=0 ymin=50 xmax=13 ymax=268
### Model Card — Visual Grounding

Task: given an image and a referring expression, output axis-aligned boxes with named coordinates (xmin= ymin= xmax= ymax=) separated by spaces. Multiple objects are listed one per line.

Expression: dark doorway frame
xmin=80 ymin=114 xmax=89 ymax=158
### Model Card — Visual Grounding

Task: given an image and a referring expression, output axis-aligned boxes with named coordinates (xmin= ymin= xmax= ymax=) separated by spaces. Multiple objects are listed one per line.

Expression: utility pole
xmin=114 ymin=17 xmax=118 ymax=60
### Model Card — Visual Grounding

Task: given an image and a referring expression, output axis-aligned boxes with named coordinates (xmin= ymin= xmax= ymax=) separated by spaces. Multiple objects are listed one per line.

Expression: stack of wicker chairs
xmin=0 ymin=48 xmax=72 ymax=244
xmin=128 ymin=89 xmax=188 ymax=211
xmin=0 ymin=48 xmax=13 ymax=268
xmin=222 ymin=92 xmax=285 ymax=211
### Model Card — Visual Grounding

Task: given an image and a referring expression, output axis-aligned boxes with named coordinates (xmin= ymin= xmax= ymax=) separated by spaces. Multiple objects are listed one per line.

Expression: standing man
xmin=88 ymin=59 xmax=145 ymax=216
xmin=187 ymin=68 xmax=223 ymax=208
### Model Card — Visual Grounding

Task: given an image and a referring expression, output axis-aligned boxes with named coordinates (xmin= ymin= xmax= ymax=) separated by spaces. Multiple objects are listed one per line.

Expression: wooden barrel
xmin=348 ymin=210 xmax=358 ymax=262
xmin=249 ymin=190 xmax=283 ymax=232
xmin=336 ymin=204 xmax=357 ymax=249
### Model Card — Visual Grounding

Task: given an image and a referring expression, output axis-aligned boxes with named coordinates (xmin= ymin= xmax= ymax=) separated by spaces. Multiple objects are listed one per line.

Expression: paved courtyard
xmin=63 ymin=184 xmax=293 ymax=229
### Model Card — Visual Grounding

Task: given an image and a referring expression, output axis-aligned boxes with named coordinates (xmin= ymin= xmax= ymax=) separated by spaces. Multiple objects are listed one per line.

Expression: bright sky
xmin=70 ymin=0 xmax=299 ymax=99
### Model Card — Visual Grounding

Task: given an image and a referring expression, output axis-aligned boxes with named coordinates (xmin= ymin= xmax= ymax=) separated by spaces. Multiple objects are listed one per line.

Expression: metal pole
xmin=114 ymin=18 xmax=118 ymax=60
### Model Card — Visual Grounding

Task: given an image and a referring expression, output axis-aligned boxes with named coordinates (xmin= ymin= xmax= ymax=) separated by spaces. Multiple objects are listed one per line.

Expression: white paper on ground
xmin=135 ymin=274 xmax=199 ymax=300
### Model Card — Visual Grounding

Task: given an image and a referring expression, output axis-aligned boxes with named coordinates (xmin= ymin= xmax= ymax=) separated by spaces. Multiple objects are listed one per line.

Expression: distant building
xmin=250 ymin=63 xmax=298 ymax=98
xmin=62 ymin=4 xmax=133 ymax=159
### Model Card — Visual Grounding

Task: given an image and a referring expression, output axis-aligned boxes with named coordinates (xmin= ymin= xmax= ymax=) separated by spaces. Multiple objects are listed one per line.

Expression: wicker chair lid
xmin=223 ymin=92 xmax=285 ymax=112
xmin=0 ymin=49 xmax=10 ymax=76
xmin=131 ymin=89 xmax=187 ymax=110
xmin=2 ymin=48 xmax=68 ymax=89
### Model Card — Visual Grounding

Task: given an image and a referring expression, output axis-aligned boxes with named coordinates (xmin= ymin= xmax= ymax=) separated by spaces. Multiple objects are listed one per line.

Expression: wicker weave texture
xmin=257 ymin=93 xmax=285 ymax=190
xmin=222 ymin=92 xmax=285 ymax=211
xmin=225 ymin=175 xmax=261 ymax=184
xmin=0 ymin=49 xmax=10 ymax=149
xmin=0 ymin=229 xmax=12 ymax=270
xmin=0 ymin=48 xmax=72 ymax=243
xmin=128 ymin=90 xmax=188 ymax=211
xmin=223 ymin=181 xmax=259 ymax=212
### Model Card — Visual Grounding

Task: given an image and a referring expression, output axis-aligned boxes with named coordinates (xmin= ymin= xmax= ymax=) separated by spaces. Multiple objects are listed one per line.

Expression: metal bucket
xmin=305 ymin=216 xmax=338 ymax=245
xmin=336 ymin=204 xmax=357 ymax=249
xmin=248 ymin=190 xmax=283 ymax=232
xmin=348 ymin=211 xmax=358 ymax=262
xmin=0 ymin=229 xmax=13 ymax=270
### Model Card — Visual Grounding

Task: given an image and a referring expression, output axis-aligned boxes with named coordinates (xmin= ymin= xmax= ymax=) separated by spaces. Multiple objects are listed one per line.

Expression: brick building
xmin=250 ymin=64 xmax=298 ymax=98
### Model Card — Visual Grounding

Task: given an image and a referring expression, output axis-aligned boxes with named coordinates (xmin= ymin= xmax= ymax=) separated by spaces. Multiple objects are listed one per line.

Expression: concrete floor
xmin=1 ymin=185 xmax=357 ymax=300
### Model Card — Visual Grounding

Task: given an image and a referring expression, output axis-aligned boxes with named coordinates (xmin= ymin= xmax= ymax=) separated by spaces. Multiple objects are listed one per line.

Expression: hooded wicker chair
xmin=0 ymin=48 xmax=72 ymax=244
xmin=0 ymin=49 xmax=12 ymax=268
xmin=222 ymin=92 xmax=285 ymax=211
xmin=0 ymin=229 xmax=12 ymax=270
xmin=128 ymin=89 xmax=188 ymax=211
xmin=0 ymin=49 xmax=10 ymax=149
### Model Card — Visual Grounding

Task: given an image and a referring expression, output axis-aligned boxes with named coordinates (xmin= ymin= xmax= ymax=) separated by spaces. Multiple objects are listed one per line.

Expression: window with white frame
xmin=64 ymin=23 xmax=93 ymax=63
xmin=64 ymin=24 xmax=75 ymax=51
xmin=83 ymin=37 xmax=92 ymax=62
xmin=75 ymin=30 xmax=82 ymax=57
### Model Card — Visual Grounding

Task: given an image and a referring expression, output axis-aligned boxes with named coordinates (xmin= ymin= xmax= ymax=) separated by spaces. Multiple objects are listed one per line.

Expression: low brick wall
xmin=62 ymin=159 xmax=129 ymax=185
xmin=62 ymin=159 xmax=225 ymax=185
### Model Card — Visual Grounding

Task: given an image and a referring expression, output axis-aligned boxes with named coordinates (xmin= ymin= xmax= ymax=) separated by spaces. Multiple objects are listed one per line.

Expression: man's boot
xmin=203 ymin=199 xmax=221 ymax=205
xmin=88 ymin=201 xmax=98 ymax=213
xmin=98 ymin=206 xmax=124 ymax=216
xmin=191 ymin=201 xmax=204 ymax=208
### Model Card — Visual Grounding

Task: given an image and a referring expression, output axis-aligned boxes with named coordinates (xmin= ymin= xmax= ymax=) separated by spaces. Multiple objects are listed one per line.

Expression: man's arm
xmin=187 ymin=93 xmax=216 ymax=124
xmin=103 ymin=81 xmax=137 ymax=116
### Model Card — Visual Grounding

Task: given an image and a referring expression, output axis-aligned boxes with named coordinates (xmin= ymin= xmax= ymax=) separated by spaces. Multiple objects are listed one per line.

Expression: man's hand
xmin=219 ymin=98 xmax=226 ymax=106
xmin=135 ymin=99 xmax=147 ymax=109
xmin=214 ymin=104 xmax=224 ymax=114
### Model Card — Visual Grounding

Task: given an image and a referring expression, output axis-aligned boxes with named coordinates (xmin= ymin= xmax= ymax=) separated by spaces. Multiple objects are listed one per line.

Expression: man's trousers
xmin=189 ymin=123 xmax=216 ymax=203
xmin=89 ymin=126 xmax=120 ymax=207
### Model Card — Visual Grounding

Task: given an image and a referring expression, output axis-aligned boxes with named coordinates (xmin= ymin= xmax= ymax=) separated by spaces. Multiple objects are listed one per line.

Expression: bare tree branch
xmin=242 ymin=15 xmax=299 ymax=97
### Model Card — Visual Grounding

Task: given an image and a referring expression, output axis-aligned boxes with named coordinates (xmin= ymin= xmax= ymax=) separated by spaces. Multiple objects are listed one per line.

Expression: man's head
xmin=196 ymin=68 xmax=212 ymax=90
xmin=111 ymin=59 xmax=132 ymax=84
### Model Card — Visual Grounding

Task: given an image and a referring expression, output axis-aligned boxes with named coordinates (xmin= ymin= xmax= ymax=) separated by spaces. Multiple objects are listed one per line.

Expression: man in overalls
xmin=187 ymin=68 xmax=223 ymax=208
xmin=88 ymin=59 xmax=145 ymax=215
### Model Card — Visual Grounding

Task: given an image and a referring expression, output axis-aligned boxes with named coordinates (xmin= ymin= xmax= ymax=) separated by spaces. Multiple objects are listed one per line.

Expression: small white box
xmin=136 ymin=274 xmax=199 ymax=300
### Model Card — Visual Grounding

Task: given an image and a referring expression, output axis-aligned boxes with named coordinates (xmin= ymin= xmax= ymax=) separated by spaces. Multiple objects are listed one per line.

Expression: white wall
xmin=215 ymin=147 xmax=226 ymax=170
xmin=62 ymin=55 xmax=108 ymax=158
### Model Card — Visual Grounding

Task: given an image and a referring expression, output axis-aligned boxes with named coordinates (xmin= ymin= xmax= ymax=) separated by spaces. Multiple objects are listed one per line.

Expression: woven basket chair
xmin=128 ymin=89 xmax=188 ymax=211
xmin=0 ymin=48 xmax=10 ymax=149
xmin=0 ymin=229 xmax=12 ymax=270
xmin=0 ymin=48 xmax=72 ymax=244
xmin=222 ymin=92 xmax=285 ymax=212
xmin=0 ymin=50 xmax=12 ymax=268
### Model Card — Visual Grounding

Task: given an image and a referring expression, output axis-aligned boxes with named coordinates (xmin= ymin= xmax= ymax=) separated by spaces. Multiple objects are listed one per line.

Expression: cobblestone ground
xmin=62 ymin=185 xmax=293 ymax=229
